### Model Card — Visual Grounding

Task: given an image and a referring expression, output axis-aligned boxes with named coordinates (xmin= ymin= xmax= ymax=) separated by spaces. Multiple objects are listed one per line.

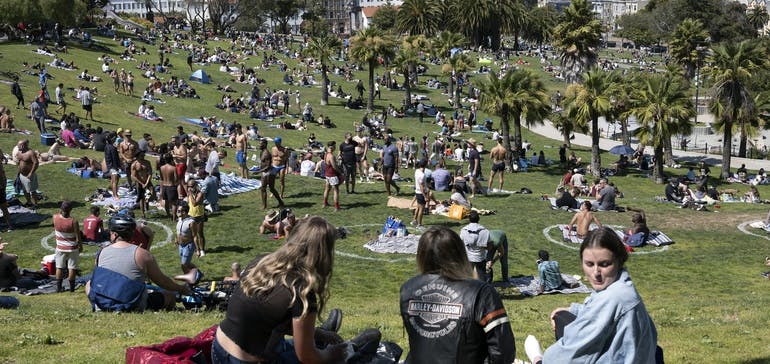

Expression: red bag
xmin=125 ymin=325 xmax=217 ymax=364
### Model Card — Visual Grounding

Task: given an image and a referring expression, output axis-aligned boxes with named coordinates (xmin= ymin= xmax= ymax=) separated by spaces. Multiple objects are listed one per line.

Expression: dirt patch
xmin=655 ymin=211 xmax=760 ymax=232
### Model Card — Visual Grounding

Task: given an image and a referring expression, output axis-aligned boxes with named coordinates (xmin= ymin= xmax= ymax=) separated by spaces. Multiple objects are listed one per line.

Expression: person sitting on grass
xmin=537 ymin=250 xmax=576 ymax=293
xmin=624 ymin=209 xmax=650 ymax=247
xmin=566 ymin=201 xmax=602 ymax=239
xmin=223 ymin=262 xmax=241 ymax=283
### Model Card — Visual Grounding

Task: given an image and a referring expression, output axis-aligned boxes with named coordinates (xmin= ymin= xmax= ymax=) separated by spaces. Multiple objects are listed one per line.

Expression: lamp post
xmin=694 ymin=45 xmax=706 ymax=125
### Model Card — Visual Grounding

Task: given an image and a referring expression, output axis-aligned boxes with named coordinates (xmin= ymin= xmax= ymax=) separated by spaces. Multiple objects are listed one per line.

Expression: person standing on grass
xmin=339 ymin=132 xmax=358 ymax=194
xmin=131 ymin=151 xmax=153 ymax=219
xmin=353 ymin=127 xmax=370 ymax=182
xmin=159 ymin=154 xmax=179 ymax=220
xmin=488 ymin=137 xmax=506 ymax=192
xmin=186 ymin=179 xmax=206 ymax=257
xmin=295 ymin=90 xmax=301 ymax=114
xmin=16 ymin=140 xmax=39 ymax=208
xmin=103 ymin=133 xmax=121 ymax=200
xmin=53 ymin=201 xmax=81 ymax=293
xmin=412 ymin=159 xmax=427 ymax=228
xmin=10 ymin=79 xmax=24 ymax=109
xmin=234 ymin=124 xmax=249 ymax=178
xmin=323 ymin=141 xmax=341 ymax=211
xmin=460 ymin=211 xmax=490 ymax=282
xmin=271 ymin=137 xmax=289 ymax=199
xmin=29 ymin=96 xmax=47 ymax=134
xmin=0 ymin=147 xmax=11 ymax=231
xmin=54 ymin=83 xmax=67 ymax=115
xmin=80 ymin=86 xmax=94 ymax=120
xmin=380 ymin=136 xmax=400 ymax=196
xmin=119 ymin=129 xmax=139 ymax=190
xmin=172 ymin=135 xmax=188 ymax=197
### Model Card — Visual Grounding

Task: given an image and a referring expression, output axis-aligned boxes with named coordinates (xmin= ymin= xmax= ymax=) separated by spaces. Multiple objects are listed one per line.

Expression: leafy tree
xmin=305 ymin=34 xmax=342 ymax=106
xmin=396 ymin=0 xmax=440 ymax=37
xmin=349 ymin=28 xmax=395 ymax=112
xmin=523 ymin=4 xmax=557 ymax=50
xmin=208 ymin=0 xmax=243 ymax=34
xmin=564 ymin=70 xmax=619 ymax=177
xmin=477 ymin=70 xmax=550 ymax=168
xmin=370 ymin=3 xmax=398 ymax=32
xmin=706 ymin=40 xmax=765 ymax=177
xmin=445 ymin=0 xmax=499 ymax=49
xmin=441 ymin=52 xmax=474 ymax=109
xmin=669 ymin=18 xmax=710 ymax=81
xmin=747 ymin=5 xmax=769 ymax=36
xmin=392 ymin=46 xmax=419 ymax=110
xmin=630 ymin=73 xmax=694 ymax=183
xmin=0 ymin=0 xmax=44 ymax=26
xmin=499 ymin=0 xmax=529 ymax=51
xmin=261 ymin=0 xmax=301 ymax=34
xmin=432 ymin=31 xmax=466 ymax=60
xmin=552 ymin=0 xmax=602 ymax=84
xmin=615 ymin=11 xmax=659 ymax=47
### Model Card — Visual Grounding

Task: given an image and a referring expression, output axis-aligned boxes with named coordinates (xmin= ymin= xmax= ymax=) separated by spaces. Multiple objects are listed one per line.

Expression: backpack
xmin=88 ymin=266 xmax=146 ymax=312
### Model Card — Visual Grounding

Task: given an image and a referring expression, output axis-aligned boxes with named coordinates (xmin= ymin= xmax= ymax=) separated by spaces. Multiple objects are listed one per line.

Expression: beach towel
xmin=216 ymin=173 xmax=261 ymax=196
xmin=364 ymin=235 xmax=421 ymax=254
xmin=505 ymin=274 xmax=591 ymax=297
xmin=386 ymin=196 xmax=415 ymax=210
xmin=557 ymin=224 xmax=619 ymax=243
xmin=547 ymin=197 xmax=583 ymax=212
xmin=0 ymin=205 xmax=50 ymax=230
xmin=644 ymin=231 xmax=675 ymax=247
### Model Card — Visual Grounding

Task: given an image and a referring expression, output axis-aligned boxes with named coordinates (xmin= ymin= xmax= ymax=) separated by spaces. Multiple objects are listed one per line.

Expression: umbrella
xmin=609 ymin=145 xmax=635 ymax=155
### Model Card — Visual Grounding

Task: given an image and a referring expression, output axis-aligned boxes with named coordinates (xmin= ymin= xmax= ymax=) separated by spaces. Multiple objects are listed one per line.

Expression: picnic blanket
xmin=506 ymin=274 xmax=591 ymax=297
xmin=547 ymin=197 xmax=583 ymax=212
xmin=364 ymin=235 xmax=421 ymax=254
xmin=557 ymin=224 xmax=674 ymax=247
xmin=217 ymin=173 xmax=261 ymax=196
xmin=0 ymin=205 xmax=50 ymax=230
xmin=21 ymin=276 xmax=88 ymax=296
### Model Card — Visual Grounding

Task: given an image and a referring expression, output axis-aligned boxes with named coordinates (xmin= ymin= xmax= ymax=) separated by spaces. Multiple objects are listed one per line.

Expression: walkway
xmin=527 ymin=122 xmax=770 ymax=172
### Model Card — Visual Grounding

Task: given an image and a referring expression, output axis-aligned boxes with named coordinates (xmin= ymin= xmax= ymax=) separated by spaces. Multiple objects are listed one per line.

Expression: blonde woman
xmin=213 ymin=216 xmax=347 ymax=364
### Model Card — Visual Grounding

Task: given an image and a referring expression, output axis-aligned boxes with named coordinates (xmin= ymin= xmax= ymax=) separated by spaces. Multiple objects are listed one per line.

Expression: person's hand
xmin=550 ymin=307 xmax=570 ymax=331
xmin=321 ymin=342 xmax=348 ymax=363
xmin=179 ymin=283 xmax=193 ymax=296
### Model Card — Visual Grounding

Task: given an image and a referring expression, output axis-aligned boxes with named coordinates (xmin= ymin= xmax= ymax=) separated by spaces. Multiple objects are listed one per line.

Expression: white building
xmin=347 ymin=0 xmax=403 ymax=32
xmin=109 ymin=0 xmax=189 ymax=17
xmin=538 ymin=0 xmax=646 ymax=31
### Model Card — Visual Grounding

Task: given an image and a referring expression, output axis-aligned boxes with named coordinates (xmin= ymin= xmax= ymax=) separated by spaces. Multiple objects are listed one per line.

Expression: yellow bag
xmin=447 ymin=204 xmax=468 ymax=220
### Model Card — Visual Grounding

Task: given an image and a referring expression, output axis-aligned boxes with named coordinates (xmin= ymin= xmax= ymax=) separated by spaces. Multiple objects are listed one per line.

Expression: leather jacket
xmin=400 ymin=274 xmax=515 ymax=364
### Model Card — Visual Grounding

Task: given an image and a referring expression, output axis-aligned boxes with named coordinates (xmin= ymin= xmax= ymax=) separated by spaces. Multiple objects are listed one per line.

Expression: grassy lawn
xmin=0 ymin=32 xmax=769 ymax=363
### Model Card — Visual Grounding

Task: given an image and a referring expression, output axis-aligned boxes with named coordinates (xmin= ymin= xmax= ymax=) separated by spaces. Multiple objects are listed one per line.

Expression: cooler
xmin=41 ymin=133 xmax=56 ymax=146
xmin=41 ymin=254 xmax=56 ymax=276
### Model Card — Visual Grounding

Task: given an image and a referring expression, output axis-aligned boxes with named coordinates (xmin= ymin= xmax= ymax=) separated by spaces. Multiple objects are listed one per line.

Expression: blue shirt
xmin=381 ymin=143 xmax=399 ymax=167
xmin=543 ymin=269 xmax=658 ymax=363
xmin=538 ymin=260 xmax=562 ymax=291
xmin=431 ymin=168 xmax=451 ymax=191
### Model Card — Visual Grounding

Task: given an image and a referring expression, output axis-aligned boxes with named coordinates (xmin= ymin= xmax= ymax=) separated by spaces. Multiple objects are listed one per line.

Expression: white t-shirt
xmin=414 ymin=168 xmax=425 ymax=195
xmin=300 ymin=160 xmax=315 ymax=177
xmin=205 ymin=150 xmax=220 ymax=174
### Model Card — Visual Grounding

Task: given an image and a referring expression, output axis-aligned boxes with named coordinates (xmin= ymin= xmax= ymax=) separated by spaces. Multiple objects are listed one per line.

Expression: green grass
xmin=0 ymin=32 xmax=769 ymax=363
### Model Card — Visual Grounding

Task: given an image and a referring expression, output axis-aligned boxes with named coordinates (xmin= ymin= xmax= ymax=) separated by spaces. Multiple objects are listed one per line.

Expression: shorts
xmin=236 ymin=151 xmax=246 ymax=166
xmin=356 ymin=153 xmax=366 ymax=162
xmin=383 ymin=165 xmax=396 ymax=177
xmin=57 ymin=100 xmax=66 ymax=106
xmin=135 ymin=185 xmax=146 ymax=201
xmin=270 ymin=165 xmax=286 ymax=176
xmin=82 ymin=104 xmax=92 ymax=111
xmin=193 ymin=215 xmax=206 ymax=223
xmin=179 ymin=242 xmax=195 ymax=265
xmin=55 ymin=249 xmax=80 ymax=269
xmin=18 ymin=173 xmax=38 ymax=193
xmin=415 ymin=193 xmax=426 ymax=205
xmin=175 ymin=163 xmax=187 ymax=178
xmin=109 ymin=168 xmax=121 ymax=176
xmin=326 ymin=176 xmax=339 ymax=186
xmin=161 ymin=185 xmax=178 ymax=203
xmin=492 ymin=162 xmax=505 ymax=172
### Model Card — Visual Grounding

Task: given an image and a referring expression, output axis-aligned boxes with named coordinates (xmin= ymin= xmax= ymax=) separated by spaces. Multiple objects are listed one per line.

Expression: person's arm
xmin=538 ymin=263 xmax=547 ymax=292
xmin=477 ymin=285 xmax=516 ymax=363
xmin=292 ymin=312 xmax=347 ymax=364
xmin=29 ymin=152 xmax=39 ymax=176
xmin=567 ymin=214 xmax=578 ymax=231
xmin=139 ymin=249 xmax=191 ymax=295
xmin=591 ymin=213 xmax=602 ymax=228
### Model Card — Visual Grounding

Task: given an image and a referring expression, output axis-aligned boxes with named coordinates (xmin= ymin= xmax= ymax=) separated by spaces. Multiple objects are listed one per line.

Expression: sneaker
xmin=320 ymin=308 xmax=343 ymax=332
xmin=524 ymin=335 xmax=543 ymax=363
xmin=199 ymin=250 xmax=205 ymax=257
xmin=410 ymin=220 xmax=417 ymax=226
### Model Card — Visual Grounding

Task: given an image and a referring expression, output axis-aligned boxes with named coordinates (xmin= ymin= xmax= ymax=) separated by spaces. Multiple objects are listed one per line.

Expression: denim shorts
xmin=211 ymin=336 xmax=299 ymax=364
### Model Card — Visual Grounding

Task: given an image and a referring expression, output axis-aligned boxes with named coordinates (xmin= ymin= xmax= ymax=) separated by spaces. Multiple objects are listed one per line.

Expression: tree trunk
xmin=320 ymin=63 xmax=329 ymax=106
xmin=591 ymin=116 xmax=602 ymax=177
xmin=721 ymin=120 xmax=733 ymax=180
xmin=453 ymin=80 xmax=460 ymax=109
xmin=739 ymin=120 xmax=748 ymax=157
xmin=448 ymin=72 xmax=455 ymax=108
xmin=654 ymin=145 xmax=665 ymax=183
xmin=512 ymin=114 xmax=523 ymax=154
xmin=501 ymin=107 xmax=513 ymax=170
xmin=621 ymin=117 xmax=630 ymax=146
xmin=404 ymin=69 xmax=412 ymax=111
xmin=664 ymin=136 xmax=674 ymax=166
xmin=367 ymin=59 xmax=375 ymax=112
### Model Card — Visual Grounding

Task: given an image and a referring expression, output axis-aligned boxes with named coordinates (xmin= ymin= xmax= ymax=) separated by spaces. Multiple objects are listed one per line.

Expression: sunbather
xmin=566 ymin=201 xmax=601 ymax=239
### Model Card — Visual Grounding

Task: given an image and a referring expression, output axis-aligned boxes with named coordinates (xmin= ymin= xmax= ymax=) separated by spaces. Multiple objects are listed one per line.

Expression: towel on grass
xmin=507 ymin=274 xmax=591 ymax=296
xmin=364 ymin=235 xmax=421 ymax=254
xmin=547 ymin=197 xmax=583 ymax=212
xmin=0 ymin=206 xmax=50 ymax=230
xmin=217 ymin=173 xmax=261 ymax=196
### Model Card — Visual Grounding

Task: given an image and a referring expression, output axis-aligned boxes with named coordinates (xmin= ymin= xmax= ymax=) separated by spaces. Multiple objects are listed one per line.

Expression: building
xmin=538 ymin=0 xmax=646 ymax=31
xmin=109 ymin=0 xmax=189 ymax=17
xmin=346 ymin=0 xmax=403 ymax=33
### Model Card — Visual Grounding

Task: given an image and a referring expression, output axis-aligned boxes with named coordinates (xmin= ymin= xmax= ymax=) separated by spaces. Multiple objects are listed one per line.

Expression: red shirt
xmin=130 ymin=226 xmax=150 ymax=250
xmin=82 ymin=214 xmax=103 ymax=241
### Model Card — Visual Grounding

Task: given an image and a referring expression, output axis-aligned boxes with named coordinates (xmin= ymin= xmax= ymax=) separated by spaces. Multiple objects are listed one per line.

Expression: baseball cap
xmin=274 ymin=136 xmax=282 ymax=144
xmin=124 ymin=129 xmax=132 ymax=136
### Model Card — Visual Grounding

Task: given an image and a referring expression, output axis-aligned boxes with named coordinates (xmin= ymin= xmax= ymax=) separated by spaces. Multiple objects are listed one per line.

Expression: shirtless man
xmin=0 ymin=146 xmax=12 ymax=230
xmin=271 ymin=137 xmax=289 ymax=199
xmin=234 ymin=124 xmax=249 ymax=178
xmin=15 ymin=140 xmax=39 ymax=207
xmin=566 ymin=200 xmax=602 ymax=239
xmin=172 ymin=136 xmax=189 ymax=197
xmin=118 ymin=129 xmax=139 ymax=190
xmin=488 ymin=137 xmax=507 ymax=192
xmin=352 ymin=128 xmax=369 ymax=181
xmin=256 ymin=139 xmax=283 ymax=209
xmin=131 ymin=151 xmax=153 ymax=219
xmin=159 ymin=154 xmax=179 ymax=220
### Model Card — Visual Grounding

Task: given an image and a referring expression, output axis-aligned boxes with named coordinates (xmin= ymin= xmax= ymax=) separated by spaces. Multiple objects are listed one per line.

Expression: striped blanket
xmin=557 ymin=224 xmax=674 ymax=247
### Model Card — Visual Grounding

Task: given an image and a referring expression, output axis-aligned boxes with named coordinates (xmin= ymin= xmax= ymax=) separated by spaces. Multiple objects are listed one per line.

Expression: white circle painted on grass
xmin=541 ymin=224 xmax=670 ymax=255
xmin=40 ymin=220 xmax=174 ymax=257
xmin=737 ymin=220 xmax=770 ymax=241
xmin=334 ymin=223 xmax=414 ymax=263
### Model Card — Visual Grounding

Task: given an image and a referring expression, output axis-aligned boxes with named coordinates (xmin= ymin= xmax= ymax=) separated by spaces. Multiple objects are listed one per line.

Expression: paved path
xmin=527 ymin=122 xmax=770 ymax=172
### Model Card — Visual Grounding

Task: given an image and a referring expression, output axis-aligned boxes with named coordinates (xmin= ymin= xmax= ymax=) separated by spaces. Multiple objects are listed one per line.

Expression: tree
xmin=615 ymin=11 xmax=660 ymax=47
xmin=370 ymin=3 xmax=398 ymax=32
xmin=630 ymin=73 xmax=694 ymax=183
xmin=523 ymin=4 xmax=557 ymax=51
xmin=706 ymin=40 xmax=765 ymax=177
xmin=349 ymin=28 xmax=395 ymax=112
xmin=446 ymin=0 xmax=494 ymax=48
xmin=432 ymin=31 xmax=466 ymax=60
xmin=392 ymin=47 xmax=419 ymax=110
xmin=263 ymin=0 xmax=301 ymax=34
xmin=747 ymin=5 xmax=769 ymax=36
xmin=441 ymin=52 xmax=474 ymax=109
xmin=477 ymin=70 xmax=550 ymax=169
xmin=305 ymin=35 xmax=342 ymax=106
xmin=183 ymin=0 xmax=207 ymax=33
xmin=208 ymin=0 xmax=242 ymax=34
xmin=396 ymin=0 xmax=441 ymax=37
xmin=564 ymin=70 xmax=619 ymax=177
xmin=669 ymin=18 xmax=709 ymax=81
xmin=552 ymin=0 xmax=602 ymax=84
xmin=499 ymin=0 xmax=529 ymax=51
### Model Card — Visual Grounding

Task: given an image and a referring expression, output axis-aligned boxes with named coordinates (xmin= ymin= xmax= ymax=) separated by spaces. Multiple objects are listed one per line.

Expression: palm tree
xmin=392 ymin=46 xmax=419 ymax=110
xmin=630 ymin=73 xmax=695 ymax=183
xmin=446 ymin=0 xmax=492 ymax=47
xmin=706 ymin=40 xmax=765 ymax=177
xmin=523 ymin=4 xmax=558 ymax=51
xmin=402 ymin=35 xmax=430 ymax=85
xmin=500 ymin=0 xmax=529 ymax=51
xmin=564 ymin=70 xmax=619 ymax=177
xmin=611 ymin=71 xmax=638 ymax=147
xmin=442 ymin=52 xmax=475 ymax=109
xmin=747 ymin=5 xmax=769 ymax=36
xmin=396 ymin=0 xmax=441 ymax=37
xmin=668 ymin=18 xmax=710 ymax=81
xmin=305 ymin=34 xmax=342 ymax=106
xmin=552 ymin=0 xmax=602 ymax=84
xmin=432 ymin=31 xmax=466 ymax=60
xmin=477 ymin=70 xmax=550 ymax=168
xmin=349 ymin=28 xmax=396 ymax=112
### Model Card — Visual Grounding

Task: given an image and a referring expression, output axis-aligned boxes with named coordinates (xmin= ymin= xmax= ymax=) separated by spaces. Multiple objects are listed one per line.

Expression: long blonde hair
xmin=241 ymin=216 xmax=336 ymax=317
